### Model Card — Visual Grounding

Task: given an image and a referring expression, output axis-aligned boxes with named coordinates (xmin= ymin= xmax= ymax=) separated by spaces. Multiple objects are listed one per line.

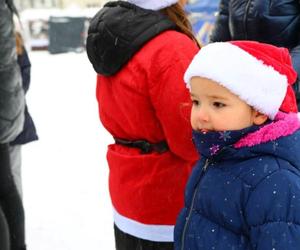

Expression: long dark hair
xmin=15 ymin=31 xmax=24 ymax=55
xmin=161 ymin=3 xmax=200 ymax=47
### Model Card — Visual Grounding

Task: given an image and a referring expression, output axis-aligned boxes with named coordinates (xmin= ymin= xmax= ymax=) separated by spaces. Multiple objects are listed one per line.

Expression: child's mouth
xmin=200 ymin=128 xmax=210 ymax=134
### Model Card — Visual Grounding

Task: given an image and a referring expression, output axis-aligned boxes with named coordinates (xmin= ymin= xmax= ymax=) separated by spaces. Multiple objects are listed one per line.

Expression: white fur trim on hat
xmin=127 ymin=0 xmax=177 ymax=10
xmin=184 ymin=42 xmax=288 ymax=119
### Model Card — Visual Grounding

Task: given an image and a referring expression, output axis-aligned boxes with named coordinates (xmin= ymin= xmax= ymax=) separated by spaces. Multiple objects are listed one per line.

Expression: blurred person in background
xmin=209 ymin=0 xmax=300 ymax=109
xmin=0 ymin=206 xmax=9 ymax=250
xmin=10 ymin=30 xmax=39 ymax=198
xmin=86 ymin=0 xmax=200 ymax=249
xmin=0 ymin=0 xmax=27 ymax=249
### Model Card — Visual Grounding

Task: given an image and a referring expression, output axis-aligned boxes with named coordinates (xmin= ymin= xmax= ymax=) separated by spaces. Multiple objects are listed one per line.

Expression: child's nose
xmin=196 ymin=107 xmax=209 ymax=122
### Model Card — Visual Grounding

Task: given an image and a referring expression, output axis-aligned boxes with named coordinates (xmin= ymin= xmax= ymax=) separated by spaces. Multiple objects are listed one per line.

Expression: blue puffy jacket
xmin=210 ymin=0 xmax=300 ymax=108
xmin=174 ymin=113 xmax=300 ymax=250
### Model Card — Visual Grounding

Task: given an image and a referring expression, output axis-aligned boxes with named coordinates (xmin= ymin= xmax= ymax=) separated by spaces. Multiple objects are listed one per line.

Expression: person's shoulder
xmin=245 ymin=165 xmax=300 ymax=226
xmin=148 ymin=30 xmax=198 ymax=52
xmin=136 ymin=30 xmax=199 ymax=68
xmin=227 ymin=153 xmax=300 ymax=189
xmin=239 ymin=153 xmax=300 ymax=197
xmin=155 ymin=30 xmax=192 ymax=41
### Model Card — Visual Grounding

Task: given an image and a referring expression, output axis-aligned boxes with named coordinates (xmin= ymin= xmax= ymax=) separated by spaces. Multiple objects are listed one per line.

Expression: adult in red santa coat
xmin=86 ymin=0 xmax=200 ymax=249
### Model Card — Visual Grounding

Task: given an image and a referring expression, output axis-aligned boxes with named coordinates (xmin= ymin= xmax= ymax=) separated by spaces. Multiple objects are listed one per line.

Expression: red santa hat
xmin=184 ymin=41 xmax=298 ymax=119
xmin=127 ymin=0 xmax=177 ymax=10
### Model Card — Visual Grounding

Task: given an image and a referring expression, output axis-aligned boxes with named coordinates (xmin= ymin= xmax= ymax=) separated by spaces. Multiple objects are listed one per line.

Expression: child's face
xmin=190 ymin=77 xmax=267 ymax=132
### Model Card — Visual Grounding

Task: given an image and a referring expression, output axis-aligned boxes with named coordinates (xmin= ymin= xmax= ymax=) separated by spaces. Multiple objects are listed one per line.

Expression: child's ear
xmin=253 ymin=111 xmax=268 ymax=125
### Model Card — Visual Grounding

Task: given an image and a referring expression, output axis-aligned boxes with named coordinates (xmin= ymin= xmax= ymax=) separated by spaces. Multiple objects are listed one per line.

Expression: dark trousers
xmin=0 ymin=207 xmax=9 ymax=250
xmin=0 ymin=143 xmax=26 ymax=250
xmin=114 ymin=224 xmax=174 ymax=250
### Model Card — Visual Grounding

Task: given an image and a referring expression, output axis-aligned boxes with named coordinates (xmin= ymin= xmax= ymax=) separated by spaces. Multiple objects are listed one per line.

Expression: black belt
xmin=114 ymin=138 xmax=169 ymax=154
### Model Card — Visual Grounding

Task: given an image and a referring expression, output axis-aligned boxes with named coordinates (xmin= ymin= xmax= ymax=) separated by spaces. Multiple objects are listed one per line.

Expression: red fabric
xmin=96 ymin=30 xmax=199 ymax=225
xmin=280 ymin=85 xmax=298 ymax=113
xmin=230 ymin=40 xmax=298 ymax=113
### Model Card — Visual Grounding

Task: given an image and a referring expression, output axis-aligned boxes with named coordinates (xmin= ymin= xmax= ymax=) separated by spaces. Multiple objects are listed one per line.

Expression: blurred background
xmin=14 ymin=0 xmax=219 ymax=54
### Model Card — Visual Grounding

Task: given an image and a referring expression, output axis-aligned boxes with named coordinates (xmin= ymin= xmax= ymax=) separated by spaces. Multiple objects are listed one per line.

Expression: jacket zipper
xmin=180 ymin=158 xmax=210 ymax=250
xmin=243 ymin=0 xmax=252 ymax=39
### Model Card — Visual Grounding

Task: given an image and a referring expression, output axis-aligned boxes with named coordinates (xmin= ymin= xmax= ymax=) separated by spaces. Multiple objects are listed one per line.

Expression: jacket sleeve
xmin=209 ymin=0 xmax=231 ymax=42
xmin=148 ymin=35 xmax=199 ymax=162
xmin=290 ymin=45 xmax=300 ymax=109
xmin=288 ymin=0 xmax=300 ymax=110
xmin=245 ymin=169 xmax=300 ymax=249
xmin=0 ymin=0 xmax=25 ymax=143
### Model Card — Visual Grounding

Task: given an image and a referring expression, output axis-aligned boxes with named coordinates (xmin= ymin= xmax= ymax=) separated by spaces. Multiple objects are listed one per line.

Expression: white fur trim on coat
xmin=113 ymin=207 xmax=174 ymax=242
xmin=184 ymin=42 xmax=288 ymax=119
xmin=127 ymin=0 xmax=177 ymax=10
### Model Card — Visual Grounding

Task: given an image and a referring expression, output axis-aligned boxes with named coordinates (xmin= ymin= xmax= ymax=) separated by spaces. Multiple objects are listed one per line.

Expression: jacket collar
xmin=193 ymin=112 xmax=300 ymax=163
xmin=192 ymin=125 xmax=259 ymax=159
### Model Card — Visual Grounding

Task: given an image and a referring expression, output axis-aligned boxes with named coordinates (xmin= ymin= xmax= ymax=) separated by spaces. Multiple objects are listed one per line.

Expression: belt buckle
xmin=137 ymin=140 xmax=152 ymax=154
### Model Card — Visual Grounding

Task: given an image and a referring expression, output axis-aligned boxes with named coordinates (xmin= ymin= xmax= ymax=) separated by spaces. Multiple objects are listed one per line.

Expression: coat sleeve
xmin=0 ymin=0 xmax=25 ymax=143
xmin=287 ymin=1 xmax=300 ymax=110
xmin=290 ymin=44 xmax=300 ymax=109
xmin=245 ymin=169 xmax=300 ymax=250
xmin=209 ymin=0 xmax=231 ymax=42
xmin=148 ymin=35 xmax=199 ymax=162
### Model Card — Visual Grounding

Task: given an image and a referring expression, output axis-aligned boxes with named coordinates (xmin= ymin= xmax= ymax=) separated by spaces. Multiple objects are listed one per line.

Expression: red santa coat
xmin=96 ymin=30 xmax=199 ymax=241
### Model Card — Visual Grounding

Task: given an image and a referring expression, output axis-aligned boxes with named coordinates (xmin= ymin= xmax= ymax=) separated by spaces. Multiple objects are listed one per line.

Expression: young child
xmin=174 ymin=41 xmax=300 ymax=250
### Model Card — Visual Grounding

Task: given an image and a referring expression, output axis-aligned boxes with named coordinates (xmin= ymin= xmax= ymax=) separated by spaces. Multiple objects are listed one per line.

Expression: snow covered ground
xmin=22 ymin=50 xmax=115 ymax=250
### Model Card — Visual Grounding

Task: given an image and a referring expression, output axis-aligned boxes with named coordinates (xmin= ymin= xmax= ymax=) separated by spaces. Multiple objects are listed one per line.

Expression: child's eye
xmin=192 ymin=100 xmax=199 ymax=106
xmin=213 ymin=102 xmax=225 ymax=108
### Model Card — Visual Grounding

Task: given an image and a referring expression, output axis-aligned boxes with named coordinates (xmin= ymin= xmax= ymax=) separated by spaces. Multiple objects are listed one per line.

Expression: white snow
xmin=22 ymin=50 xmax=115 ymax=250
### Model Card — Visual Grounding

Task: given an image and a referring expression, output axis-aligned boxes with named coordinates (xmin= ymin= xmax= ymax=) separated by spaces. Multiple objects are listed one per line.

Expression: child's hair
xmin=184 ymin=40 xmax=298 ymax=119
xmin=161 ymin=4 xmax=201 ymax=47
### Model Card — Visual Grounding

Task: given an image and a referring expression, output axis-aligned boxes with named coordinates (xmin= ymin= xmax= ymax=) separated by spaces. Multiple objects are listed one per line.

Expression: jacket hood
xmin=86 ymin=1 xmax=176 ymax=76
xmin=193 ymin=112 xmax=300 ymax=171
